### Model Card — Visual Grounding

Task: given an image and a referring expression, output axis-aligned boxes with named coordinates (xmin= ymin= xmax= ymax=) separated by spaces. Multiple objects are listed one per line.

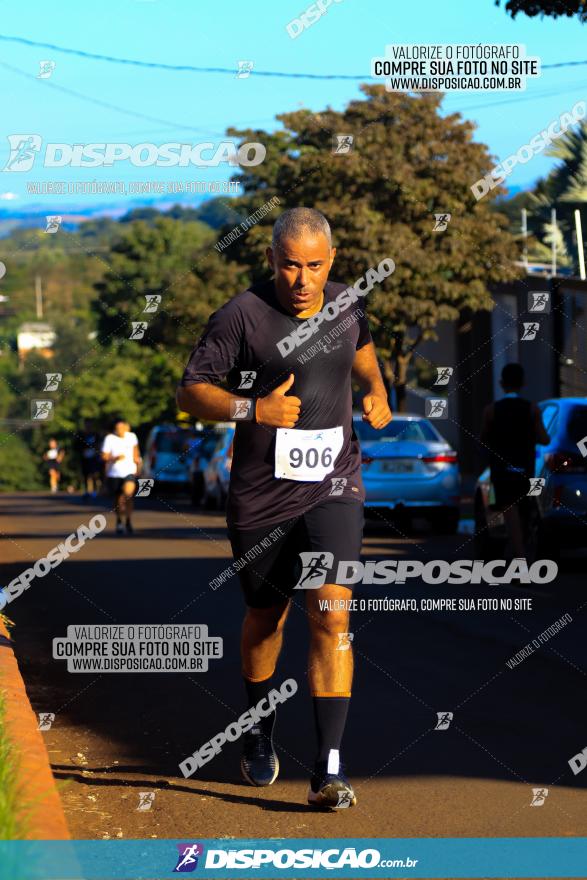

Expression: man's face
xmin=114 ymin=421 xmax=126 ymax=437
xmin=266 ymin=232 xmax=335 ymax=316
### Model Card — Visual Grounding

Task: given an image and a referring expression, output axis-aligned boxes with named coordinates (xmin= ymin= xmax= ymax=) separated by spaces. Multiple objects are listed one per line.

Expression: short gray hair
xmin=272 ymin=207 xmax=332 ymax=253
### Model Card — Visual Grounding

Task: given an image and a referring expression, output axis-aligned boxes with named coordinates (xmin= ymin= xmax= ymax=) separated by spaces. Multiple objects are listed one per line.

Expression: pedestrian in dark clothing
xmin=481 ymin=363 xmax=550 ymax=557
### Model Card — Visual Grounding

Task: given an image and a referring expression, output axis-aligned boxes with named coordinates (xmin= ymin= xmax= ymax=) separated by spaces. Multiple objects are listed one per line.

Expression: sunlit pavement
xmin=1 ymin=491 xmax=587 ymax=842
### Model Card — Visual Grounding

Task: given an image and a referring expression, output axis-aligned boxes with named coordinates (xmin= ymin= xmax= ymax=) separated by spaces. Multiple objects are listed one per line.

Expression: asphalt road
xmin=2 ymin=491 xmax=587 ymax=856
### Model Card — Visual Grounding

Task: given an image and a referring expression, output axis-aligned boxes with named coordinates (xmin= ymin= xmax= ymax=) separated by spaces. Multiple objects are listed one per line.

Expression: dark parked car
xmin=474 ymin=397 xmax=587 ymax=559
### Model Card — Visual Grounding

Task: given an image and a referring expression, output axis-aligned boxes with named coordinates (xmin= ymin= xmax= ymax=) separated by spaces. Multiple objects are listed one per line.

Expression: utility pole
xmin=575 ymin=209 xmax=586 ymax=281
xmin=35 ymin=274 xmax=43 ymax=319
xmin=551 ymin=207 xmax=557 ymax=278
xmin=521 ymin=209 xmax=528 ymax=269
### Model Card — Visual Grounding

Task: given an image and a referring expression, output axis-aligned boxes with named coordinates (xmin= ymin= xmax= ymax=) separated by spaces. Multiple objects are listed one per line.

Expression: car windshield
xmin=566 ymin=406 xmax=587 ymax=444
xmin=354 ymin=418 xmax=441 ymax=443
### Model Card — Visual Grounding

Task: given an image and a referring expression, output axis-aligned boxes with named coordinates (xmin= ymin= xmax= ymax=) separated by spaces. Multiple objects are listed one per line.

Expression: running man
xmin=177 ymin=207 xmax=392 ymax=809
xmin=77 ymin=419 xmax=103 ymax=499
xmin=43 ymin=437 xmax=64 ymax=493
xmin=101 ymin=419 xmax=141 ymax=535
xmin=481 ymin=362 xmax=550 ymax=557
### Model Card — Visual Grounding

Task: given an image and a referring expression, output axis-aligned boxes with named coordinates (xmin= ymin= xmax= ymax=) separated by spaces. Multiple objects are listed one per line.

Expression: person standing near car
xmin=101 ymin=418 xmax=141 ymax=535
xmin=177 ymin=207 xmax=392 ymax=809
xmin=480 ymin=362 xmax=550 ymax=557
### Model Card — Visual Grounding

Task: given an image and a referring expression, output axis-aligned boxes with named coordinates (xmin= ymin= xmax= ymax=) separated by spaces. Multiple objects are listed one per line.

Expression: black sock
xmin=243 ymin=675 xmax=276 ymax=737
xmin=313 ymin=696 xmax=350 ymax=768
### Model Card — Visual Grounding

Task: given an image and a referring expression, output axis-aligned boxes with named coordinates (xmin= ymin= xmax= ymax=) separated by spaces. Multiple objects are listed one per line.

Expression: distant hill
xmin=0 ymin=191 xmax=243 ymax=236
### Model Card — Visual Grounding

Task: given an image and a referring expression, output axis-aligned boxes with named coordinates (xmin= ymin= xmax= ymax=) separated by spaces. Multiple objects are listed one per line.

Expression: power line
xmin=0 ymin=33 xmax=585 ymax=77
xmin=454 ymin=78 xmax=587 ymax=112
xmin=0 ymin=35 xmax=365 ymax=78
xmin=0 ymin=61 xmax=227 ymax=136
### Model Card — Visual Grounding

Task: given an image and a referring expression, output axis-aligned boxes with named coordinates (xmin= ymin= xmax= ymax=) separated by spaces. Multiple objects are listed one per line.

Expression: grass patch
xmin=0 ymin=613 xmax=14 ymax=634
xmin=0 ymin=691 xmax=26 ymax=840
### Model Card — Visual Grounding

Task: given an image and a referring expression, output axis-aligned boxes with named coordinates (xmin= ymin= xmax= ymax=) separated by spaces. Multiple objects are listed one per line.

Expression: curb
xmin=0 ymin=617 xmax=70 ymax=840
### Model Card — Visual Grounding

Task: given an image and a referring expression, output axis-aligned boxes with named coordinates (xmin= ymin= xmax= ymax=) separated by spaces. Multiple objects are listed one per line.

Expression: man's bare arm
xmin=176 ymin=379 xmax=301 ymax=428
xmin=351 ymin=342 xmax=392 ymax=429
xmin=176 ymin=383 xmax=237 ymax=422
xmin=351 ymin=342 xmax=388 ymax=397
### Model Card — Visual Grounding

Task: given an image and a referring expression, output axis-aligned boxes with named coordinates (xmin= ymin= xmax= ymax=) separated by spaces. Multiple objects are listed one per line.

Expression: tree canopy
xmin=224 ymin=84 xmax=521 ymax=406
xmin=495 ymin=0 xmax=587 ymax=20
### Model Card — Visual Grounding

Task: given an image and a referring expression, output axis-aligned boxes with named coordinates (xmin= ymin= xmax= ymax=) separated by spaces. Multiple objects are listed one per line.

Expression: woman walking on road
xmin=43 ymin=437 xmax=64 ymax=494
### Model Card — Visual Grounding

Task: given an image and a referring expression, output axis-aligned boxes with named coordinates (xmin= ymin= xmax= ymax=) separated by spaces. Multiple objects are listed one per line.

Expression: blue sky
xmin=0 ymin=0 xmax=586 ymax=210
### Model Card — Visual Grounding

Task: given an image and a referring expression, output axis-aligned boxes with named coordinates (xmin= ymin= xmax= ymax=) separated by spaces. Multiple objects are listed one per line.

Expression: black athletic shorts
xmin=82 ymin=456 xmax=102 ymax=477
xmin=491 ymin=467 xmax=531 ymax=509
xmin=106 ymin=474 xmax=138 ymax=496
xmin=226 ymin=497 xmax=365 ymax=609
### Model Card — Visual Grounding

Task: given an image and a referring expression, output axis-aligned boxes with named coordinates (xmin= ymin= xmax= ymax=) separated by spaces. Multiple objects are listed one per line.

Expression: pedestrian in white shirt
xmin=101 ymin=418 xmax=142 ymax=535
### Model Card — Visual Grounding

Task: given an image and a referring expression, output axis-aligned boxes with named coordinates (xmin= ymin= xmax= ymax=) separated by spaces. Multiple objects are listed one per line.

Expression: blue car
xmin=354 ymin=413 xmax=461 ymax=533
xmin=202 ymin=425 xmax=235 ymax=510
xmin=474 ymin=397 xmax=587 ymax=557
xmin=143 ymin=424 xmax=203 ymax=488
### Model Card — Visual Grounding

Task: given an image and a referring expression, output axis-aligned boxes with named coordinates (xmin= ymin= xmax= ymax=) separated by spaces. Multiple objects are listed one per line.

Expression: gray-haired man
xmin=177 ymin=207 xmax=392 ymax=808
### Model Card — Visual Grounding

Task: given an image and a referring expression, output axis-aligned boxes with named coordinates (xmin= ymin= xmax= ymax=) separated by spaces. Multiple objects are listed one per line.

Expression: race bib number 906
xmin=274 ymin=426 xmax=344 ymax=482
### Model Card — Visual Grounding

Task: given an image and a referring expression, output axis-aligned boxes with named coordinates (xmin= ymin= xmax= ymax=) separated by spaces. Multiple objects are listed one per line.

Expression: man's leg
xmin=241 ymin=600 xmax=291 ymax=733
xmin=122 ymin=480 xmax=136 ymax=532
xmin=241 ymin=599 xmax=291 ymax=685
xmin=305 ymin=583 xmax=353 ymax=770
xmin=301 ymin=498 xmax=363 ymax=808
xmin=115 ymin=490 xmax=125 ymax=519
xmin=240 ymin=600 xmax=291 ymax=786
xmin=503 ymin=504 xmax=525 ymax=557
xmin=112 ymin=485 xmax=125 ymax=532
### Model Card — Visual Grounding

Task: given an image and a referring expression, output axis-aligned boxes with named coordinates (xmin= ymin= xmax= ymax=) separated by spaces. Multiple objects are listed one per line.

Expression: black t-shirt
xmin=487 ymin=396 xmax=536 ymax=477
xmin=180 ymin=278 xmax=372 ymax=530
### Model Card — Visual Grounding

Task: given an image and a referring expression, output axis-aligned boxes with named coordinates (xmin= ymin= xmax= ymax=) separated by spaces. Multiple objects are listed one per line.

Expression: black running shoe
xmin=115 ymin=521 xmax=124 ymax=535
xmin=125 ymin=520 xmax=134 ymax=535
xmin=240 ymin=725 xmax=279 ymax=787
xmin=307 ymin=760 xmax=356 ymax=809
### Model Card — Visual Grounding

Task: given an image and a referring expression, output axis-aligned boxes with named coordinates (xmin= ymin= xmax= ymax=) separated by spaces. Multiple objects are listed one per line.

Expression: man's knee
xmin=245 ymin=602 xmax=289 ymax=635
xmin=309 ymin=607 xmax=349 ymax=638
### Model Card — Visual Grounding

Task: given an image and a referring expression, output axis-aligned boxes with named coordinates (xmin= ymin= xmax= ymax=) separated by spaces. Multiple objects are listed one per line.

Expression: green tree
xmin=225 ymin=85 xmax=521 ymax=409
xmin=0 ymin=433 xmax=43 ymax=491
xmin=526 ymin=121 xmax=587 ymax=270
xmin=93 ymin=217 xmax=245 ymax=352
xmin=495 ymin=0 xmax=587 ymax=20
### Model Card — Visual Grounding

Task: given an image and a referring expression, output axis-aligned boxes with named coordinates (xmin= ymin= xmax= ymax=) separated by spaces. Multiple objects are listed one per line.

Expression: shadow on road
xmin=3 ymin=493 xmax=587 ymax=801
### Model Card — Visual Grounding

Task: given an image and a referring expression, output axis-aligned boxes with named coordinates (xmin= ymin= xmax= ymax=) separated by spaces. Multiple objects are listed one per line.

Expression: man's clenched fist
xmin=362 ymin=393 xmax=392 ymax=430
